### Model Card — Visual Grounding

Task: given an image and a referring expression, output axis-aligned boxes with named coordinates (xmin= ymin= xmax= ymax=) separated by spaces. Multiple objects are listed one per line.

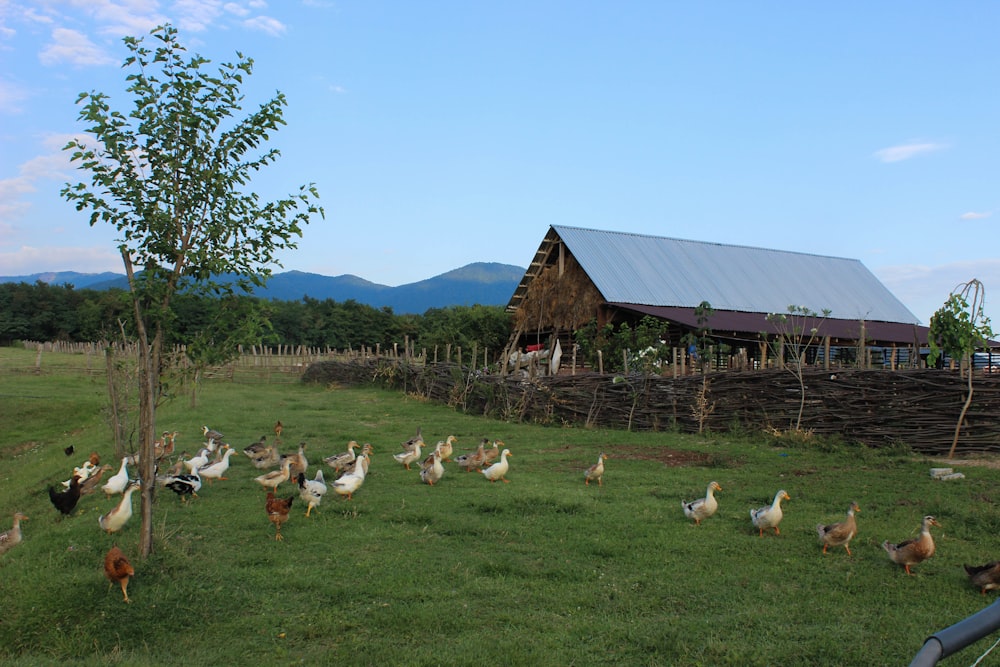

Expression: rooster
xmin=265 ymin=491 xmax=294 ymax=541
xmin=104 ymin=545 xmax=134 ymax=603
xmin=49 ymin=475 xmax=81 ymax=516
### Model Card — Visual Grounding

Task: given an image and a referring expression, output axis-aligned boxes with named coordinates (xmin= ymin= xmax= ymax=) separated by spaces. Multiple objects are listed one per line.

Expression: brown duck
xmin=883 ymin=515 xmax=939 ymax=575
xmin=817 ymin=501 xmax=860 ymax=555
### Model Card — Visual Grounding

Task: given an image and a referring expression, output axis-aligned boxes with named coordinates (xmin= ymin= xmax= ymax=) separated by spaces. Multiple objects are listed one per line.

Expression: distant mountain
xmin=0 ymin=262 xmax=526 ymax=315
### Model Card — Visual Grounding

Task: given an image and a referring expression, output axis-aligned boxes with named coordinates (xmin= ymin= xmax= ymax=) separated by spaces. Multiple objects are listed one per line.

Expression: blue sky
xmin=2 ymin=1 xmax=999 ymax=327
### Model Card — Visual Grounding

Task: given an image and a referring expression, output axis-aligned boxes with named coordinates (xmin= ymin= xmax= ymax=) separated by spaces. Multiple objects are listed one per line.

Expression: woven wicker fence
xmin=302 ymin=360 xmax=1000 ymax=455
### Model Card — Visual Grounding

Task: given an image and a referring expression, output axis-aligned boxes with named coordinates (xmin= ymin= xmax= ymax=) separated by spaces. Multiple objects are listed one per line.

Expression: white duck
xmin=332 ymin=456 xmax=367 ymax=500
xmin=584 ymin=452 xmax=608 ymax=487
xmin=481 ymin=448 xmax=512 ymax=483
xmin=750 ymin=489 xmax=791 ymax=536
xmin=101 ymin=457 xmax=131 ymax=497
xmin=298 ymin=470 xmax=327 ymax=517
xmin=393 ymin=439 xmax=422 ymax=470
xmin=198 ymin=445 xmax=236 ymax=484
xmin=183 ymin=448 xmax=211 ymax=473
xmin=420 ymin=449 xmax=445 ymax=486
xmin=98 ymin=480 xmax=141 ymax=534
xmin=682 ymin=481 xmax=723 ymax=525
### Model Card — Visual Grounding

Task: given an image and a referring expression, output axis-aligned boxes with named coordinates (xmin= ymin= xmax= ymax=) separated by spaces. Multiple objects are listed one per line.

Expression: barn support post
xmin=824 ymin=336 xmax=831 ymax=371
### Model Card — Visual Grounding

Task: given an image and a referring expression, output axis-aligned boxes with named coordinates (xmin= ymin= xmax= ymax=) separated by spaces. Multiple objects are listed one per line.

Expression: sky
xmin=2 ymin=1 xmax=1000 ymax=328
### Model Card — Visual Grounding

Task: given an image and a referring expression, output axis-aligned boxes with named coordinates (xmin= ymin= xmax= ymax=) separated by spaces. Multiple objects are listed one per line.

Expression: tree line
xmin=0 ymin=280 xmax=512 ymax=357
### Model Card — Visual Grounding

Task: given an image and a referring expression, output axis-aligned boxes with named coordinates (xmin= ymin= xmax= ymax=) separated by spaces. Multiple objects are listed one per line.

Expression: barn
xmin=505 ymin=225 xmax=930 ymax=371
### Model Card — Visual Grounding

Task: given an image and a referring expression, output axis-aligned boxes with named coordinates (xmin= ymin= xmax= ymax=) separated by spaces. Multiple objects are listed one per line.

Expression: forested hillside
xmin=0 ymin=281 xmax=512 ymax=355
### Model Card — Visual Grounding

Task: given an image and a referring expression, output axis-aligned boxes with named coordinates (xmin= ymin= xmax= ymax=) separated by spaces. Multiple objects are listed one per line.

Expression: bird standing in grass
xmin=883 ymin=515 xmax=939 ymax=575
xmin=104 ymin=545 xmax=134 ymax=603
xmin=420 ymin=448 xmax=445 ymax=486
xmin=266 ymin=491 xmax=294 ymax=541
xmin=298 ymin=470 xmax=327 ymax=517
xmin=682 ymin=481 xmax=722 ymax=525
xmin=99 ymin=480 xmax=141 ymax=534
xmin=817 ymin=502 xmax=860 ymax=555
xmin=0 ymin=512 xmax=28 ymax=555
xmin=584 ymin=453 xmax=608 ymax=487
xmin=750 ymin=489 xmax=790 ymax=536
xmin=481 ymin=448 xmax=512 ymax=483
xmin=965 ymin=561 xmax=1000 ymax=594
xmin=49 ymin=476 xmax=81 ymax=516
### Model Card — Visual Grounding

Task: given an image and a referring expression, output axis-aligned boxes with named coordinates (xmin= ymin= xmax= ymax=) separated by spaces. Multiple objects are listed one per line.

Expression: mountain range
xmin=0 ymin=262 xmax=526 ymax=315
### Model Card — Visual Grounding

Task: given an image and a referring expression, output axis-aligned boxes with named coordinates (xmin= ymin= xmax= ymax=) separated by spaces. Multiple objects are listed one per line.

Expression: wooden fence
xmin=302 ymin=359 xmax=1000 ymax=455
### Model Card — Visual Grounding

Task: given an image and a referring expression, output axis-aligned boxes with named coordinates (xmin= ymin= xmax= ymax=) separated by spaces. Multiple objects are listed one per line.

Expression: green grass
xmin=2 ymin=346 xmax=1000 ymax=665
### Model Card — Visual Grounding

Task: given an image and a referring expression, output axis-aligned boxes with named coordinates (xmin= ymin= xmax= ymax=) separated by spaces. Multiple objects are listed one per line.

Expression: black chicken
xmin=49 ymin=475 xmax=81 ymax=516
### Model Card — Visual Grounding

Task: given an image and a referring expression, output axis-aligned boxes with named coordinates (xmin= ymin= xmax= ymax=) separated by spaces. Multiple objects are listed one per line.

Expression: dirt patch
xmin=579 ymin=445 xmax=715 ymax=467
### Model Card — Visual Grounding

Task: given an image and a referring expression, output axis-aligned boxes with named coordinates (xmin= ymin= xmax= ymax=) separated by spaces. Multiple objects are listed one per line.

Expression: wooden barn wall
xmin=302 ymin=361 xmax=1000 ymax=455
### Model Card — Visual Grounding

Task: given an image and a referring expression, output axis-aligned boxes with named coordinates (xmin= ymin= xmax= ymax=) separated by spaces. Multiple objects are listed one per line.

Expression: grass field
xmin=3 ymin=346 xmax=1000 ymax=666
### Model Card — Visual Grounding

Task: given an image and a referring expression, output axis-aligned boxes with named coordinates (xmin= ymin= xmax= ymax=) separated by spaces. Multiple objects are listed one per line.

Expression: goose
xmin=584 ymin=452 xmax=609 ymax=487
xmin=323 ymin=441 xmax=358 ymax=474
xmin=455 ymin=439 xmax=488 ymax=472
xmin=436 ymin=435 xmax=457 ymax=462
xmin=198 ymin=445 xmax=236 ymax=484
xmin=883 ymin=515 xmax=939 ymax=575
xmin=0 ymin=512 xmax=28 ymax=555
xmin=750 ymin=489 xmax=791 ymax=536
xmin=332 ymin=456 xmax=367 ymax=500
xmin=255 ymin=458 xmax=293 ymax=493
xmin=183 ymin=448 xmax=211 ymax=473
xmin=481 ymin=448 xmax=512 ymax=483
xmin=281 ymin=442 xmax=309 ymax=480
xmin=161 ymin=465 xmax=202 ymax=502
xmin=817 ymin=502 xmax=860 ymax=555
xmin=98 ymin=480 xmax=141 ymax=534
xmin=965 ymin=561 xmax=1000 ymax=594
xmin=202 ymin=425 xmax=225 ymax=445
xmin=393 ymin=439 xmax=422 ymax=470
xmin=682 ymin=481 xmax=722 ymax=525
xmin=420 ymin=449 xmax=445 ymax=486
xmin=101 ymin=457 xmax=131 ymax=497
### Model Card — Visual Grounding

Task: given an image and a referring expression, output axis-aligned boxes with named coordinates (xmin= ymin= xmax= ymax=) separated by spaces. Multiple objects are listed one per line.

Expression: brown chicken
xmin=266 ymin=491 xmax=294 ymax=541
xmin=104 ymin=545 xmax=134 ymax=603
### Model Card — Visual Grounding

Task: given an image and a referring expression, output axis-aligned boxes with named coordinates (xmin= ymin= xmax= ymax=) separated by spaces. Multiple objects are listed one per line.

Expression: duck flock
xmin=4 ymin=423 xmax=1000 ymax=604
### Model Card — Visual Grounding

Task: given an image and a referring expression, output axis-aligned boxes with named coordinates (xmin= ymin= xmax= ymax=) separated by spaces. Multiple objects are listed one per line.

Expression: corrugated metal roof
xmin=552 ymin=225 xmax=920 ymax=324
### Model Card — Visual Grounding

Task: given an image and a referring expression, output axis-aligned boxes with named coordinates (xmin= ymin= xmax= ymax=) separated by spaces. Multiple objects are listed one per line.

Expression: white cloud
xmin=0 ymin=245 xmax=122 ymax=274
xmin=39 ymin=27 xmax=116 ymax=66
xmin=876 ymin=259 xmax=1000 ymax=326
xmin=0 ymin=78 xmax=29 ymax=114
xmin=173 ymin=0 xmax=224 ymax=32
xmin=223 ymin=2 xmax=251 ymax=18
xmin=873 ymin=142 xmax=948 ymax=163
xmin=243 ymin=15 xmax=286 ymax=36
xmin=960 ymin=211 xmax=992 ymax=220
xmin=0 ymin=134 xmax=80 ymax=225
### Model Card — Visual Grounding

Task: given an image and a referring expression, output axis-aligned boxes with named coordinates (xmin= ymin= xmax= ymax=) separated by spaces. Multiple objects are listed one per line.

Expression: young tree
xmin=766 ymin=305 xmax=831 ymax=431
xmin=61 ymin=25 xmax=323 ymax=558
xmin=927 ymin=279 xmax=994 ymax=457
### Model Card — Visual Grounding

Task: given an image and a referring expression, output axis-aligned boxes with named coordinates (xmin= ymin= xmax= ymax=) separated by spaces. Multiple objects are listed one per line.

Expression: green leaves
xmin=927 ymin=282 xmax=993 ymax=368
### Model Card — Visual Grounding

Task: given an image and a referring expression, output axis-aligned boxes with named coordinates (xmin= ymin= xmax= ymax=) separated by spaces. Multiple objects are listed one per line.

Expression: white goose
xmin=99 ymin=480 xmax=141 ymax=534
xmin=198 ymin=446 xmax=236 ymax=484
xmin=101 ymin=457 xmax=131 ymax=497
xmin=481 ymin=448 xmax=512 ymax=483
xmin=682 ymin=481 xmax=723 ymax=525
xmin=750 ymin=489 xmax=791 ymax=536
